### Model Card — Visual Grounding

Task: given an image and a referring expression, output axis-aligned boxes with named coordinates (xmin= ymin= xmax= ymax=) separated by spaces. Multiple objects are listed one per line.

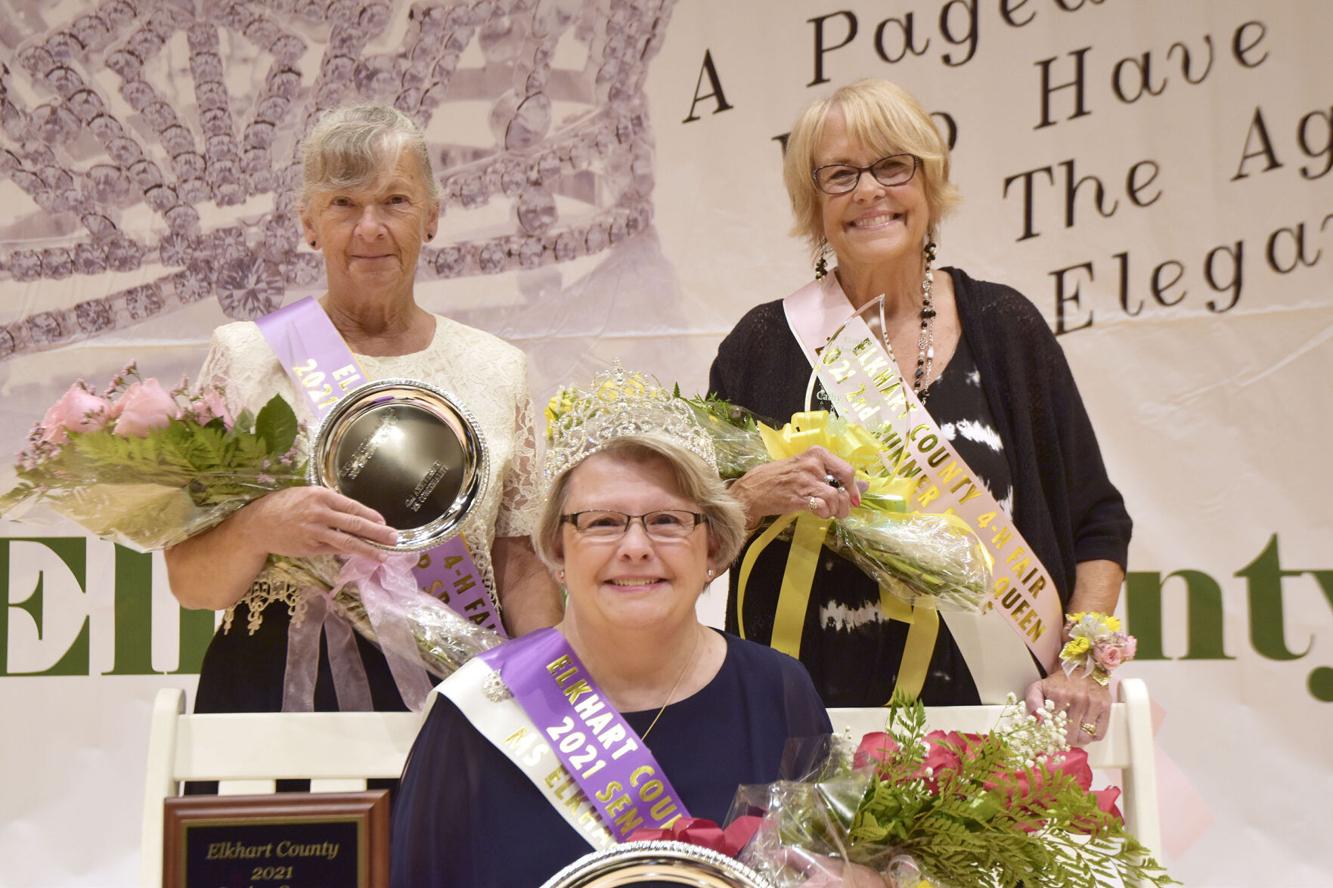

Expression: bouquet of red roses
xmin=732 ymin=695 xmax=1176 ymax=888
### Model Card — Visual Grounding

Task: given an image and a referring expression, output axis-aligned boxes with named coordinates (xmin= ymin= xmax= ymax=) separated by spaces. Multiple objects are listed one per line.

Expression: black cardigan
xmin=708 ymin=267 xmax=1132 ymax=604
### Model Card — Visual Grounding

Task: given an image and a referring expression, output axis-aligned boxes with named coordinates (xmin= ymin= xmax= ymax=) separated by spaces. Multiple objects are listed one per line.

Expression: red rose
xmin=853 ymin=731 xmax=900 ymax=770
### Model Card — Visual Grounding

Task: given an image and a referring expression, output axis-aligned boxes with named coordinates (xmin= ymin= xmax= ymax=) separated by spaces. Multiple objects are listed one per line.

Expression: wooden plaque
xmin=163 ymin=792 xmax=389 ymax=888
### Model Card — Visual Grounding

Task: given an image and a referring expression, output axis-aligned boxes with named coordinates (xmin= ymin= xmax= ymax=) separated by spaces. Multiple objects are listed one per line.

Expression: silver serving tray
xmin=309 ymin=378 xmax=489 ymax=551
xmin=540 ymin=840 xmax=774 ymax=887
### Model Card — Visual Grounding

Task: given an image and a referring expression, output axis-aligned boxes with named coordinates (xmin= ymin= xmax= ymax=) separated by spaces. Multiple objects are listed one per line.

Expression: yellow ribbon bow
xmin=736 ymin=411 xmax=941 ymax=702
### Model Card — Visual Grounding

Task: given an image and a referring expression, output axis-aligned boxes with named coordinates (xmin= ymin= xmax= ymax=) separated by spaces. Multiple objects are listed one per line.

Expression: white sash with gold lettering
xmin=440 ymin=657 xmax=617 ymax=852
xmin=784 ymin=275 xmax=1060 ymax=702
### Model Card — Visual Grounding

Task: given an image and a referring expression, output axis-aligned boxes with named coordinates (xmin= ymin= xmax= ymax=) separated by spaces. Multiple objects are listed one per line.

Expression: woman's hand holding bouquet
xmin=2 ymin=366 xmax=304 ymax=548
xmin=547 ymin=383 xmax=994 ymax=615
xmin=1 ymin=366 xmax=500 ymax=699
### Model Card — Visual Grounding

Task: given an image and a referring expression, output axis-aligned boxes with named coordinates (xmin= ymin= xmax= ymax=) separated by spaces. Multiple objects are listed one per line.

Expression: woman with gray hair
xmin=390 ymin=371 xmax=830 ymax=886
xmin=166 ymin=104 xmax=561 ymax=715
xmin=711 ymin=79 xmax=1131 ymax=745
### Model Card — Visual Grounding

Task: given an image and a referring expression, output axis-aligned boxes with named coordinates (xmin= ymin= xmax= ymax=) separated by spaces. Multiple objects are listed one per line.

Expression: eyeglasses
xmin=561 ymin=510 xmax=707 ymax=541
xmin=811 ymin=153 xmax=919 ymax=195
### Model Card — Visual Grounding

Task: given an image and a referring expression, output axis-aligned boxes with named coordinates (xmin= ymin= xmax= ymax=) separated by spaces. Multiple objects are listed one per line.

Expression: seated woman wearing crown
xmin=390 ymin=373 xmax=832 ymax=886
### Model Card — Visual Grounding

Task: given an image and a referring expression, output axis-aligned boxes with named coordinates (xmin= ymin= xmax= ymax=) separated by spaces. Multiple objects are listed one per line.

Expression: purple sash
xmin=479 ymin=628 xmax=690 ymax=839
xmin=256 ymin=298 xmax=507 ymax=711
xmin=255 ymin=298 xmax=368 ymax=418
xmin=411 ymin=545 xmax=504 ymax=635
xmin=256 ymin=296 xmax=504 ymax=635
xmin=783 ymin=277 xmax=1049 ymax=699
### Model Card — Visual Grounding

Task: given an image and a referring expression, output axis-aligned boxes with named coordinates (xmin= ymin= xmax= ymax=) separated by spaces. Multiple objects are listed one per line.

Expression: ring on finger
xmin=824 ymin=473 xmax=842 ymax=489
xmin=807 ymin=495 xmax=821 ymax=513
xmin=1080 ymin=721 xmax=1097 ymax=735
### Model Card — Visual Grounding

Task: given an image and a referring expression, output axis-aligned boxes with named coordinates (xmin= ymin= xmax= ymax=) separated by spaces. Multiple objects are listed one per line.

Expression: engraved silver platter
xmin=309 ymin=378 xmax=489 ymax=552
xmin=540 ymin=840 xmax=774 ymax=887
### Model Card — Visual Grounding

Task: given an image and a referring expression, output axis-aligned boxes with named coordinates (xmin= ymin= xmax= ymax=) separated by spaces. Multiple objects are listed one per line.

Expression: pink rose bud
xmin=191 ymin=388 xmax=232 ymax=427
xmin=1095 ymin=643 xmax=1124 ymax=669
xmin=39 ymin=383 xmax=111 ymax=445
xmin=1121 ymin=635 xmax=1137 ymax=661
xmin=112 ymin=378 xmax=180 ymax=437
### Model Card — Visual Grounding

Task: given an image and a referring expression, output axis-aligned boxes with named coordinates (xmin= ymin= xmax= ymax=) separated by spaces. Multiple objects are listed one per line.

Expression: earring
xmin=706 ymin=568 xmax=715 ymax=579
xmin=814 ymin=240 xmax=830 ymax=280
xmin=557 ymin=569 xmax=565 ymax=582
xmin=309 ymin=240 xmax=317 ymax=248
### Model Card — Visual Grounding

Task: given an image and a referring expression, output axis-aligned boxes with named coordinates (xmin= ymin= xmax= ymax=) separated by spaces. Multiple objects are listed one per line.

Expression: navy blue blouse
xmin=391 ymin=631 xmax=832 ymax=887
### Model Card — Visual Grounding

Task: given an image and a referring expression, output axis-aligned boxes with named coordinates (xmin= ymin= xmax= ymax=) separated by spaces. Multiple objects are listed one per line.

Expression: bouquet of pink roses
xmin=0 ymin=365 xmax=499 ymax=693
xmin=1 ymin=364 xmax=304 ymax=548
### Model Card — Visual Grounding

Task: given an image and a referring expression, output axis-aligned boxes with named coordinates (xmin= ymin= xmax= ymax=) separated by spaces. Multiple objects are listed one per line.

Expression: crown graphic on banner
xmin=0 ymin=0 xmax=675 ymax=359
xmin=543 ymin=366 xmax=718 ymax=484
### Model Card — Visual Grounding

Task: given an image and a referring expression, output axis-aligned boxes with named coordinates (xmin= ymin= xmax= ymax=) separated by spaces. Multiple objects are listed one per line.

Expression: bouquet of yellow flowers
xmin=546 ymin=379 xmax=991 ymax=614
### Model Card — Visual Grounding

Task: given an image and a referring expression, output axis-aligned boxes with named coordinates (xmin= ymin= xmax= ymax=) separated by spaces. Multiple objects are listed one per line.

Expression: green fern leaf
xmin=255 ymin=395 xmax=298 ymax=455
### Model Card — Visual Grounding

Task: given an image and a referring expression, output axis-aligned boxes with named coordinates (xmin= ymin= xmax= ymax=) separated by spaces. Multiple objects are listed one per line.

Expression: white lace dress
xmin=192 ymin=312 xmax=540 ymax=713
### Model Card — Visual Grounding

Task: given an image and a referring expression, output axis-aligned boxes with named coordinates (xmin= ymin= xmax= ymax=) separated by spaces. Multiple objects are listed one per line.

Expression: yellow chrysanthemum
xmin=596 ymin=376 xmax=648 ymax=402
xmin=1062 ymin=636 xmax=1092 ymax=659
xmin=544 ymin=389 xmax=574 ymax=423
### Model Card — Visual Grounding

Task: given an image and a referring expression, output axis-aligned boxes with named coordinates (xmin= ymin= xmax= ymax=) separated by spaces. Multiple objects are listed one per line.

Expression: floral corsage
xmin=1060 ymin=612 xmax=1137 ymax=686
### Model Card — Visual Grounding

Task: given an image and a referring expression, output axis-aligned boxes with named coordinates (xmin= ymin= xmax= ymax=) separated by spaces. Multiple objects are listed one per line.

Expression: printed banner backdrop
xmin=1 ymin=1 xmax=1329 ymax=885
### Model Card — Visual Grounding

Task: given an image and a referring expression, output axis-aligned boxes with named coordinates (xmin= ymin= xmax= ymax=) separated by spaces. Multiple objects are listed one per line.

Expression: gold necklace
xmin=639 ymin=629 xmax=702 ymax=741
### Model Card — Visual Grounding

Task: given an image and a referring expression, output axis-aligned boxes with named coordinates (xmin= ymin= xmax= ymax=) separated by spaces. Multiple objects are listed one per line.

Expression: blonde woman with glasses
xmin=710 ymin=79 xmax=1132 ymax=746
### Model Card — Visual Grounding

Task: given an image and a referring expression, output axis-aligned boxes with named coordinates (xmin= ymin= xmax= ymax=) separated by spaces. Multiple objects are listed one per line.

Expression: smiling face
xmin=301 ymin=147 xmax=439 ymax=300
xmin=555 ymin=451 xmax=717 ymax=636
xmin=815 ymin=108 xmax=932 ymax=272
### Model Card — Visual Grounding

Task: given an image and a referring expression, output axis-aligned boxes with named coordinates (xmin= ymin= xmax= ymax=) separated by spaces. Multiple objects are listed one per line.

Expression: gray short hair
xmin=532 ymin=436 xmax=747 ymax=573
xmin=301 ymin=104 xmax=439 ymax=205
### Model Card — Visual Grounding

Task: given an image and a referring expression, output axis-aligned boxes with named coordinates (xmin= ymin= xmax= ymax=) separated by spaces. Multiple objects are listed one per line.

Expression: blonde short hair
xmin=783 ymin=79 xmax=961 ymax=258
xmin=532 ymin=436 xmax=747 ymax=573
xmin=301 ymin=104 xmax=439 ymax=205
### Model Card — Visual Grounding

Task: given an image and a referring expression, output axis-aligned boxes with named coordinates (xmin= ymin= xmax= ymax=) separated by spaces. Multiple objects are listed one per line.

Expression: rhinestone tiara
xmin=0 ymin=0 xmax=675 ymax=360
xmin=543 ymin=366 xmax=717 ymax=484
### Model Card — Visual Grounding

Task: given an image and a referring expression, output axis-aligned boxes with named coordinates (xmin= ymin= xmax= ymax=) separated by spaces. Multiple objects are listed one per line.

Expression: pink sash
xmin=783 ymin=277 xmax=1057 ymax=698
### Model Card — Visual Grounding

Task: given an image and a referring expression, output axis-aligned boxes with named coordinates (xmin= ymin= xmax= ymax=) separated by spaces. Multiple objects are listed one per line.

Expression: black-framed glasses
xmin=811 ymin=153 xmax=919 ymax=195
xmin=561 ymin=510 xmax=707 ymax=541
